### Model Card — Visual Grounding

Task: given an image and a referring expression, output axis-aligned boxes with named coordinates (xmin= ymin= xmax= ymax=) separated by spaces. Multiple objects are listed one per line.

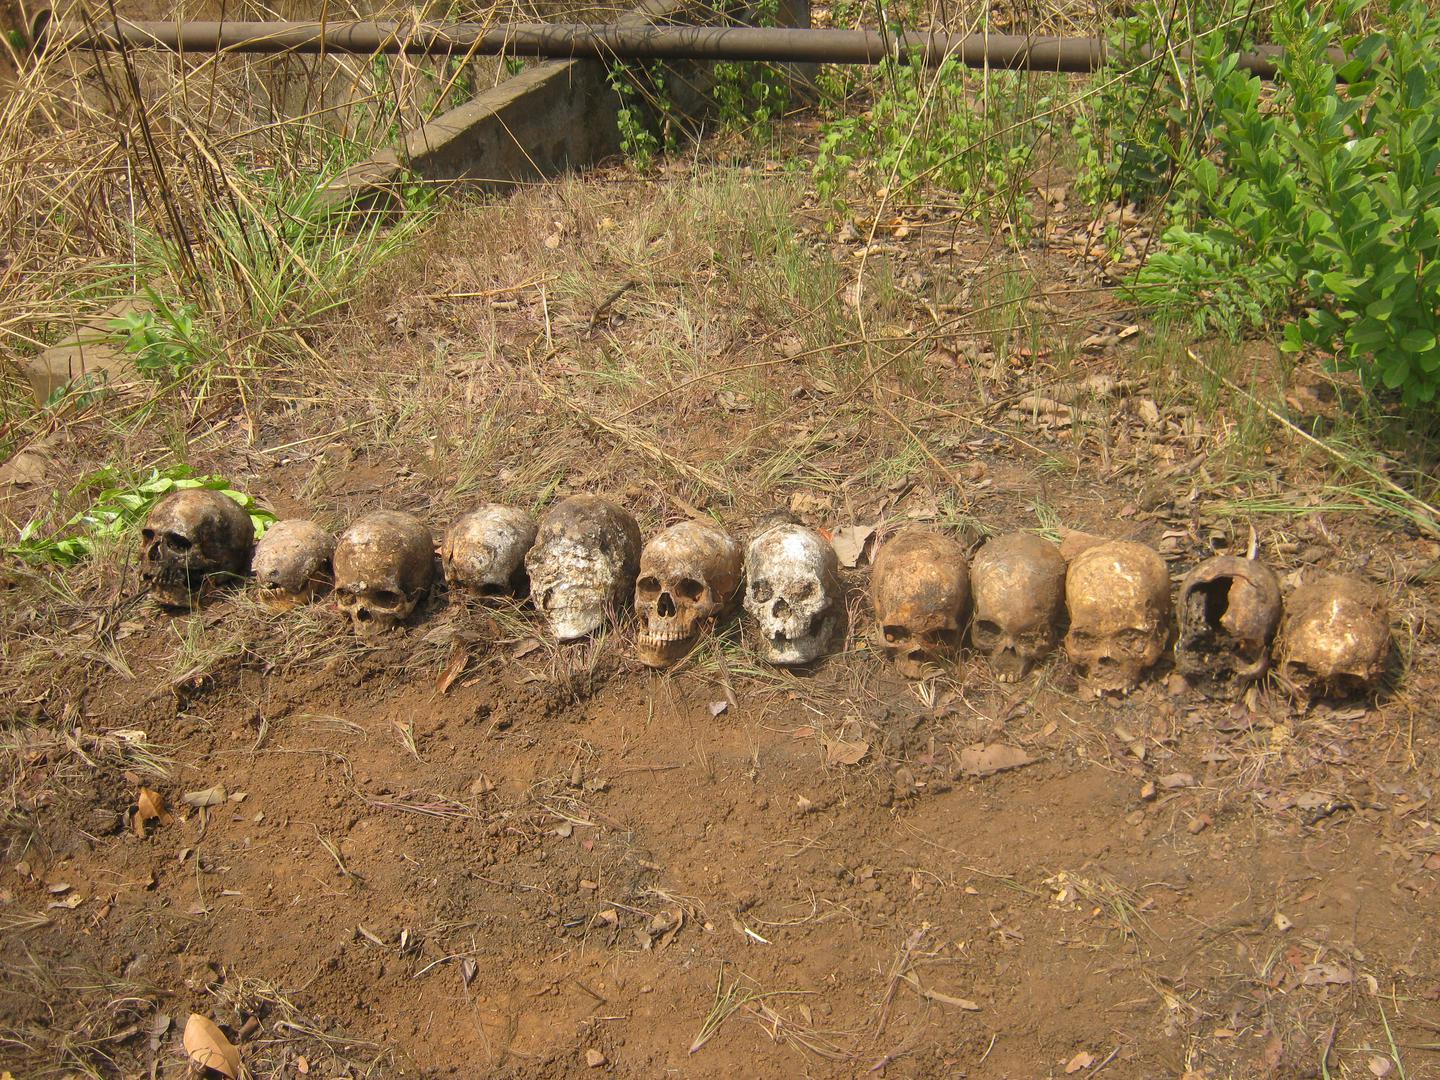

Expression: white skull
xmin=251 ymin=519 xmax=335 ymax=609
xmin=743 ymin=523 xmax=841 ymax=666
xmin=970 ymin=532 xmax=1066 ymax=682
xmin=1064 ymin=540 xmax=1172 ymax=695
xmin=1277 ymin=574 xmax=1391 ymax=702
xmin=140 ymin=489 xmax=255 ymax=608
xmin=525 ymin=495 xmax=641 ymax=641
xmin=869 ymin=529 xmax=970 ymax=679
xmin=441 ymin=505 xmax=537 ymax=598
xmin=635 ymin=519 xmax=742 ymax=667
xmin=333 ymin=511 xmax=435 ymax=636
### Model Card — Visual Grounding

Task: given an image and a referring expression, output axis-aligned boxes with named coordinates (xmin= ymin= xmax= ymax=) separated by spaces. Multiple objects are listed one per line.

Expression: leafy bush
xmin=109 ymin=292 xmax=210 ymax=379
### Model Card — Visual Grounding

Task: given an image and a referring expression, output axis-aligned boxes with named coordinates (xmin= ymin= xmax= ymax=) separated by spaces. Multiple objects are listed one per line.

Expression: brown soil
xmin=3 ymin=147 xmax=1440 ymax=1080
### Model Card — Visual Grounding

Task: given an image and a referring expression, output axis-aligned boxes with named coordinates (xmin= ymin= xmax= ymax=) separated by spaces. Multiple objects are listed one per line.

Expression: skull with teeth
xmin=333 ymin=511 xmax=435 ymax=636
xmin=634 ymin=520 xmax=742 ymax=668
xmin=743 ymin=522 xmax=842 ymax=666
xmin=1174 ymin=555 xmax=1282 ymax=698
xmin=1277 ymin=574 xmax=1391 ymax=702
xmin=251 ymin=519 xmax=336 ymax=609
xmin=1064 ymin=540 xmax=1172 ymax=695
xmin=970 ymin=532 xmax=1066 ymax=682
xmin=525 ymin=495 xmax=641 ymax=641
xmin=140 ymin=489 xmax=255 ymax=608
xmin=870 ymin=529 xmax=970 ymax=678
xmin=441 ymin=505 xmax=537 ymax=598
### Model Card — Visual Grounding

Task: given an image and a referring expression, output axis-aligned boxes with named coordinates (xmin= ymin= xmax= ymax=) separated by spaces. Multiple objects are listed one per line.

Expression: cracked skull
xmin=870 ymin=530 xmax=970 ymax=678
xmin=251 ymin=519 xmax=335 ymax=609
xmin=1064 ymin=540 xmax=1172 ymax=695
xmin=525 ymin=495 xmax=641 ymax=641
xmin=1278 ymin=574 xmax=1391 ymax=702
xmin=1175 ymin=555 xmax=1281 ymax=698
xmin=333 ymin=511 xmax=435 ymax=636
xmin=743 ymin=523 xmax=841 ymax=666
xmin=634 ymin=520 xmax=742 ymax=668
xmin=442 ymin=505 xmax=537 ymax=598
xmin=140 ymin=489 xmax=255 ymax=608
xmin=970 ymin=532 xmax=1066 ymax=682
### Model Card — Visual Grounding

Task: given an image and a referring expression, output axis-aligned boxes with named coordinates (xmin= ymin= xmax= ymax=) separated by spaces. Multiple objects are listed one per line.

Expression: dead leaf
xmin=135 ymin=787 xmax=170 ymax=838
xmin=1369 ymin=1056 xmax=1394 ymax=1077
xmin=825 ymin=739 xmax=869 ymax=767
xmin=830 ymin=523 xmax=875 ymax=568
xmin=708 ymin=700 xmax=729 ymax=717
xmin=183 ymin=1013 xmax=240 ymax=1078
xmin=183 ymin=785 xmax=227 ymax=809
xmin=958 ymin=744 xmax=1035 ymax=777
xmin=1301 ymin=962 xmax=1353 ymax=987
xmin=435 ymin=639 xmax=469 ymax=695
xmin=1158 ymin=772 xmax=1195 ymax=789
xmin=920 ymin=987 xmax=981 ymax=1010
xmin=512 ymin=637 xmax=543 ymax=660
xmin=1065 ymin=1050 xmax=1095 ymax=1073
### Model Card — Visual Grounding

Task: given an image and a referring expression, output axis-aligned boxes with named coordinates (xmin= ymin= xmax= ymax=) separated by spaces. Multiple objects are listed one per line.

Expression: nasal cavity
xmin=658 ymin=592 xmax=676 ymax=618
xmin=773 ymin=597 xmax=791 ymax=618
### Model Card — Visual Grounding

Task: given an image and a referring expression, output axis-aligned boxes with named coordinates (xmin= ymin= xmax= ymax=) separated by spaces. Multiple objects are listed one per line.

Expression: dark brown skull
xmin=1277 ymin=574 xmax=1391 ymax=702
xmin=251 ymin=519 xmax=335 ymax=609
xmin=333 ymin=511 xmax=435 ymax=636
xmin=870 ymin=530 xmax=970 ymax=678
xmin=1174 ymin=555 xmax=1281 ymax=698
xmin=140 ymin=489 xmax=255 ymax=608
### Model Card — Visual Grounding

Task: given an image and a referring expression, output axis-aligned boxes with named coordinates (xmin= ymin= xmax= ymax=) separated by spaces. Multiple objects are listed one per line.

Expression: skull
xmin=635 ymin=520 xmax=742 ymax=667
xmin=333 ymin=510 xmax=435 ymax=636
xmin=1277 ymin=574 xmax=1391 ymax=702
xmin=251 ymin=519 xmax=336 ymax=609
xmin=1064 ymin=540 xmax=1172 ymax=695
xmin=743 ymin=523 xmax=842 ymax=666
xmin=970 ymin=532 xmax=1066 ymax=682
xmin=525 ymin=495 xmax=641 ymax=641
xmin=140 ymin=489 xmax=255 ymax=608
xmin=869 ymin=529 xmax=970 ymax=679
xmin=442 ymin=505 xmax=537 ymax=598
xmin=1174 ymin=555 xmax=1281 ymax=699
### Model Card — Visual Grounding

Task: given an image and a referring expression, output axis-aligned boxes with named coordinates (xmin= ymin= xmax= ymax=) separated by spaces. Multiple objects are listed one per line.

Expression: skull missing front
xmin=251 ymin=519 xmax=335 ymax=609
xmin=525 ymin=495 xmax=641 ymax=641
xmin=1277 ymin=573 xmax=1391 ymax=703
xmin=970 ymin=532 xmax=1066 ymax=682
xmin=333 ymin=510 xmax=435 ymax=636
xmin=1175 ymin=555 xmax=1281 ymax=698
xmin=743 ymin=523 xmax=841 ymax=666
xmin=635 ymin=520 xmax=742 ymax=668
xmin=1064 ymin=540 xmax=1172 ymax=695
xmin=870 ymin=529 xmax=970 ymax=679
xmin=442 ymin=505 xmax=537 ymax=598
xmin=140 ymin=489 xmax=255 ymax=608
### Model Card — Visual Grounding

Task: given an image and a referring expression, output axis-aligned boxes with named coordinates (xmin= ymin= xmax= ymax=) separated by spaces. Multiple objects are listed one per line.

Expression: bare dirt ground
xmin=3 ymin=124 xmax=1440 ymax=1079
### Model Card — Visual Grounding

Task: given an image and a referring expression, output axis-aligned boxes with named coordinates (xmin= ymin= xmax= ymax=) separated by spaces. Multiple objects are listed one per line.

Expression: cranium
xmin=1064 ymin=540 xmax=1172 ymax=695
xmin=1174 ymin=555 xmax=1281 ymax=698
xmin=333 ymin=511 xmax=435 ymax=636
xmin=442 ymin=505 xmax=537 ymax=598
xmin=1277 ymin=574 xmax=1391 ymax=702
xmin=140 ymin=489 xmax=255 ymax=608
xmin=634 ymin=520 xmax=742 ymax=667
xmin=743 ymin=523 xmax=842 ymax=666
xmin=525 ymin=495 xmax=641 ymax=641
xmin=251 ymin=519 xmax=335 ymax=609
xmin=970 ymin=532 xmax=1066 ymax=682
xmin=869 ymin=530 xmax=970 ymax=678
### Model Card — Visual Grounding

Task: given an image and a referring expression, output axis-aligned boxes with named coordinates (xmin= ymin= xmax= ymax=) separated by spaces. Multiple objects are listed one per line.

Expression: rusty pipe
xmin=36 ymin=16 xmax=1304 ymax=77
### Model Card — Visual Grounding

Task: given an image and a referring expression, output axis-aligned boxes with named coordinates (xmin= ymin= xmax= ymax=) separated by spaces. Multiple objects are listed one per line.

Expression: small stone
xmin=1188 ymin=813 xmax=1212 ymax=835
xmin=585 ymin=1048 xmax=606 ymax=1067
xmin=1139 ymin=781 xmax=1157 ymax=801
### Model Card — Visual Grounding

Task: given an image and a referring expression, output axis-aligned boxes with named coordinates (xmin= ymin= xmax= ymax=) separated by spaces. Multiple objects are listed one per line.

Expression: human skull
xmin=251 ymin=519 xmax=335 ymax=609
xmin=1174 ymin=555 xmax=1281 ymax=698
xmin=525 ymin=495 xmax=641 ymax=641
xmin=333 ymin=511 xmax=435 ymax=636
xmin=869 ymin=530 xmax=970 ymax=678
xmin=1277 ymin=574 xmax=1391 ymax=702
xmin=743 ymin=523 xmax=842 ymax=666
xmin=1064 ymin=540 xmax=1172 ymax=695
xmin=635 ymin=520 xmax=742 ymax=668
xmin=140 ymin=489 xmax=255 ymax=608
xmin=442 ymin=505 xmax=537 ymax=598
xmin=970 ymin=532 xmax=1066 ymax=682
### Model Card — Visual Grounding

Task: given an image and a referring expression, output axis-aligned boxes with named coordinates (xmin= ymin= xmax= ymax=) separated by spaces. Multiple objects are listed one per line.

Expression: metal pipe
xmin=39 ymin=16 xmax=1298 ymax=77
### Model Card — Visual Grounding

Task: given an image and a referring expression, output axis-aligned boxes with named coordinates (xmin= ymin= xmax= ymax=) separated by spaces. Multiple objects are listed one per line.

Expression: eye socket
xmin=676 ymin=578 xmax=704 ymax=602
xmin=795 ymin=580 xmax=816 ymax=601
xmin=478 ymin=583 xmax=505 ymax=597
xmin=1117 ymin=628 xmax=1152 ymax=653
xmin=141 ymin=528 xmax=156 ymax=543
xmin=164 ymin=532 xmax=193 ymax=553
xmin=750 ymin=580 xmax=772 ymax=604
xmin=1069 ymin=629 xmax=1095 ymax=647
xmin=370 ymin=589 xmax=404 ymax=609
xmin=637 ymin=575 xmax=662 ymax=599
xmin=922 ymin=627 xmax=960 ymax=649
xmin=883 ymin=624 xmax=910 ymax=644
xmin=973 ymin=619 xmax=1001 ymax=642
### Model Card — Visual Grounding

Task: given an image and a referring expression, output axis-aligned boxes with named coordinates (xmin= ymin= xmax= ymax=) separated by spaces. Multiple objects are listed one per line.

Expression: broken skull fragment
xmin=251 ymin=518 xmax=335 ymax=609
xmin=141 ymin=489 xmax=255 ymax=608
xmin=1174 ymin=554 xmax=1281 ymax=698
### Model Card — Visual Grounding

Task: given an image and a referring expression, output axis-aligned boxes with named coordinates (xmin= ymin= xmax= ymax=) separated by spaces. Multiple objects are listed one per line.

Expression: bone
xmin=525 ymin=495 xmax=641 ymax=641
xmin=970 ymin=532 xmax=1066 ymax=682
xmin=870 ymin=529 xmax=970 ymax=679
xmin=635 ymin=519 xmax=742 ymax=668
xmin=743 ymin=522 xmax=842 ymax=666
xmin=1175 ymin=555 xmax=1281 ymax=699
xmin=442 ymin=505 xmax=537 ymax=598
xmin=333 ymin=510 xmax=435 ymax=636
xmin=1277 ymin=573 xmax=1391 ymax=702
xmin=1064 ymin=539 xmax=1172 ymax=695
xmin=141 ymin=489 xmax=255 ymax=608
xmin=251 ymin=519 xmax=335 ymax=610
